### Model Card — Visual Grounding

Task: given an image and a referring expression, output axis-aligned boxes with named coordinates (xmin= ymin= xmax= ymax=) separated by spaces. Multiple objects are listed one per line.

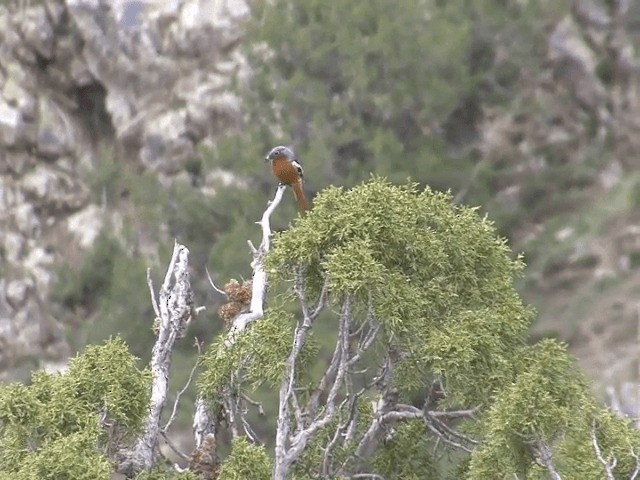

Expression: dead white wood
xmin=592 ymin=420 xmax=617 ymax=480
xmin=120 ymin=242 xmax=199 ymax=473
xmin=193 ymin=184 xmax=286 ymax=448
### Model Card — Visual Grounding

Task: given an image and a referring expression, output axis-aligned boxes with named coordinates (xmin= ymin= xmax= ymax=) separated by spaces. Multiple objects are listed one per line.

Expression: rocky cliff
xmin=0 ymin=0 xmax=247 ymax=380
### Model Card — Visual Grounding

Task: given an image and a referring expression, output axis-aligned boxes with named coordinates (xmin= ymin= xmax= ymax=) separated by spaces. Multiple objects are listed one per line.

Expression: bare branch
xmin=193 ymin=185 xmax=286 ymax=454
xmin=163 ymin=341 xmax=202 ymax=433
xmin=119 ymin=243 xmax=199 ymax=473
xmin=274 ymin=295 xmax=353 ymax=478
xmin=424 ymin=412 xmax=478 ymax=447
xmin=530 ymin=438 xmax=562 ymax=480
xmin=147 ymin=268 xmax=160 ymax=319
xmin=310 ymin=277 xmax=330 ymax=320
xmin=205 ymin=266 xmax=226 ymax=295
xmin=592 ymin=420 xmax=616 ymax=480
xmin=347 ymin=322 xmax=380 ymax=367
xmin=630 ymin=448 xmax=640 ymax=480
xmin=307 ymin=320 xmax=345 ymax=415
xmin=160 ymin=431 xmax=190 ymax=463
xmin=426 ymin=406 xmax=480 ymax=419
xmin=241 ymin=393 xmax=265 ymax=416
xmin=423 ymin=421 xmax=474 ymax=454
xmin=226 ymin=184 xmax=287 ymax=344
xmin=193 ymin=397 xmax=215 ymax=449
xmin=352 ymin=362 xmax=396 ymax=463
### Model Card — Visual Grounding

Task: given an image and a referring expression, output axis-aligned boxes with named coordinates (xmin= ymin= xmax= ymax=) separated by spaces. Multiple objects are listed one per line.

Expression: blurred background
xmin=1 ymin=0 xmax=640 ymax=449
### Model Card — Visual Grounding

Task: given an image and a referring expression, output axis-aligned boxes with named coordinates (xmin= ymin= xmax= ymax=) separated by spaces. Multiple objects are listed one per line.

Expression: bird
xmin=265 ymin=145 xmax=309 ymax=213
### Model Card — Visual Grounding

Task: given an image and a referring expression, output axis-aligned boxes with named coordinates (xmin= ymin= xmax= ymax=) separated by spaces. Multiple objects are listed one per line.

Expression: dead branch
xmin=530 ymin=438 xmax=562 ymax=480
xmin=226 ymin=184 xmax=286 ymax=343
xmin=163 ymin=341 xmax=202 ymax=433
xmin=192 ymin=185 xmax=286 ymax=451
xmin=592 ymin=419 xmax=617 ymax=480
xmin=630 ymin=448 xmax=640 ymax=480
xmin=119 ymin=241 xmax=200 ymax=473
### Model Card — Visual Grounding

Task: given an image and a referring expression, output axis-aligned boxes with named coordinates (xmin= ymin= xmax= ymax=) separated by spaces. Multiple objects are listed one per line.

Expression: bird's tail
xmin=292 ymin=181 xmax=309 ymax=214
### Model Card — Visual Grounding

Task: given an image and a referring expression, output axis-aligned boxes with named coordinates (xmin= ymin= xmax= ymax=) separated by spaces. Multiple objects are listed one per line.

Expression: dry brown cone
xmin=217 ymin=279 xmax=253 ymax=326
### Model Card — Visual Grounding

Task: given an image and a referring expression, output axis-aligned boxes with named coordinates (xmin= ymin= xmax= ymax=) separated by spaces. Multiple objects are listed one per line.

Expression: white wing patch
xmin=291 ymin=159 xmax=304 ymax=181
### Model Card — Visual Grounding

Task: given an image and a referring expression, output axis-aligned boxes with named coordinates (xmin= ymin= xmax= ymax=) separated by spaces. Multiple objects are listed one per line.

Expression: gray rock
xmin=0 ymin=0 xmax=249 ymax=379
xmin=20 ymin=165 xmax=88 ymax=212
xmin=66 ymin=204 xmax=105 ymax=248
xmin=19 ymin=7 xmax=55 ymax=60
xmin=0 ymin=98 xmax=24 ymax=146
xmin=37 ymin=98 xmax=71 ymax=159
xmin=5 ymin=278 xmax=34 ymax=310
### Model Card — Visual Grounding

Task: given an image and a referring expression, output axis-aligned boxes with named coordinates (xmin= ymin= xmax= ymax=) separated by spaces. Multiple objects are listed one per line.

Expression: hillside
xmin=1 ymin=0 xmax=640 ymax=420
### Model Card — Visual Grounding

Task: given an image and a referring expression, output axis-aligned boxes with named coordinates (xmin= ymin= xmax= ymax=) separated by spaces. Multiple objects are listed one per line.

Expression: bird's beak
xmin=264 ymin=155 xmax=270 ymax=162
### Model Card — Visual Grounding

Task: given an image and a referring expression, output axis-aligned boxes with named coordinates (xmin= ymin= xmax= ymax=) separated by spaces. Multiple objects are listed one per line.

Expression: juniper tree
xmin=0 ymin=338 xmax=150 ymax=480
xmin=199 ymin=178 xmax=640 ymax=479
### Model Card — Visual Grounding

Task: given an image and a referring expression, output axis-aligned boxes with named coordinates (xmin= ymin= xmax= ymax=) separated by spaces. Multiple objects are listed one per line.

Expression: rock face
xmin=0 ymin=0 xmax=247 ymax=380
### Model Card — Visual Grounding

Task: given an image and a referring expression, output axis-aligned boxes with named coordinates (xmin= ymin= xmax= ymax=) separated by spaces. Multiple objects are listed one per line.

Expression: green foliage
xmin=557 ymin=408 xmax=640 ymax=478
xmin=51 ymin=232 xmax=121 ymax=310
xmin=198 ymin=335 xmax=246 ymax=400
xmin=199 ymin=301 xmax=319 ymax=403
xmin=3 ymin=429 xmax=112 ymax=480
xmin=217 ymin=0 xmax=475 ymax=191
xmin=372 ymin=421 xmax=439 ymax=479
xmin=291 ymin=400 xmax=375 ymax=477
xmin=467 ymin=340 xmax=589 ymax=477
xmin=60 ymin=148 xmax=224 ymax=358
xmin=0 ymin=338 xmax=149 ymax=478
xmin=91 ymin=244 xmax=155 ymax=357
xmin=66 ymin=337 xmax=151 ymax=433
xmin=268 ymin=178 xmax=532 ymax=403
xmin=50 ymin=229 xmax=156 ymax=358
xmin=134 ymin=466 xmax=200 ymax=480
xmin=207 ymin=0 xmax=561 ymax=240
xmin=85 ymin=146 xmax=124 ymax=206
xmin=217 ymin=437 xmax=272 ymax=480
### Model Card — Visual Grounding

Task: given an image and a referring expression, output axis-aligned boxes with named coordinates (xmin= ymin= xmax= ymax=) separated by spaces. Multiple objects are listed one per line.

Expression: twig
xmin=147 ymin=268 xmax=160 ymax=319
xmin=423 ymin=421 xmax=474 ymax=454
xmin=163 ymin=342 xmax=202 ymax=433
xmin=424 ymin=412 xmax=479 ymax=446
xmin=241 ymin=393 xmax=265 ymax=416
xmin=205 ymin=266 xmax=226 ymax=295
xmin=160 ymin=431 xmax=190 ymax=463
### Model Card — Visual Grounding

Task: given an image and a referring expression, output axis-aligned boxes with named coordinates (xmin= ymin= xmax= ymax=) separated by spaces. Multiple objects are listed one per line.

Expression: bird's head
xmin=265 ymin=145 xmax=295 ymax=163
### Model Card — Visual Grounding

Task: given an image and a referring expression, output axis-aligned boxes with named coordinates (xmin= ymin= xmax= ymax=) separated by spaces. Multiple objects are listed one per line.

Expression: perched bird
xmin=265 ymin=145 xmax=309 ymax=213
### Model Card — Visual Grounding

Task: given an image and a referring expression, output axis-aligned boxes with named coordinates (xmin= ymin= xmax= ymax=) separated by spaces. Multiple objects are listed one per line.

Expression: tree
xmin=198 ymin=178 xmax=640 ymax=478
xmin=3 ymin=178 xmax=639 ymax=478
xmin=0 ymin=338 xmax=150 ymax=480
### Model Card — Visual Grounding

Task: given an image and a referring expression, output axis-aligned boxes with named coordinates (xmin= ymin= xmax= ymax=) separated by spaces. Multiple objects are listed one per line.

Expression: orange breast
xmin=271 ymin=156 xmax=300 ymax=185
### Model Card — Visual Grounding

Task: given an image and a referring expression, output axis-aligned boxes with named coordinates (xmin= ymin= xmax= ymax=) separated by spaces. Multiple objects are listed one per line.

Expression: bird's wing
xmin=291 ymin=159 xmax=304 ymax=181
